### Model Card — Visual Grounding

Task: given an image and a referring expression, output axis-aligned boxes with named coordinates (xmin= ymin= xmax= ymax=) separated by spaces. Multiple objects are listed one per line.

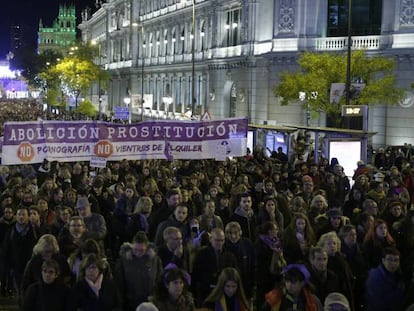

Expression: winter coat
xmin=114 ymin=243 xmax=163 ymax=311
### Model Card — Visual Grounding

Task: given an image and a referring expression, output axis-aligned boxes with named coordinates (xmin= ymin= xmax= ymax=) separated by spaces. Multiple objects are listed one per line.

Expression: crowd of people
xmin=1 ymin=101 xmax=414 ymax=309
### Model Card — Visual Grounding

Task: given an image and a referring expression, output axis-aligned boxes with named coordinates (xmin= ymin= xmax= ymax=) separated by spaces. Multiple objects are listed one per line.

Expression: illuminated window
xmin=225 ymin=9 xmax=241 ymax=47
xmin=327 ymin=0 xmax=382 ymax=36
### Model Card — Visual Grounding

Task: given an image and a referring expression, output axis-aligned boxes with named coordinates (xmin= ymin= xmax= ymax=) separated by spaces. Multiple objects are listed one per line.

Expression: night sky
xmin=0 ymin=0 xmax=95 ymax=59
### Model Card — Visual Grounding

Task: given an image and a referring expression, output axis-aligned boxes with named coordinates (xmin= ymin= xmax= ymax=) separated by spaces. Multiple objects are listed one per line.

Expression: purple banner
xmin=2 ymin=118 xmax=248 ymax=164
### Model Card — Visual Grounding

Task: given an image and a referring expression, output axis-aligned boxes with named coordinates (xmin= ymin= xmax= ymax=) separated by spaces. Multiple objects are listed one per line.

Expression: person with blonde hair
xmin=317 ymin=232 xmax=354 ymax=310
xmin=22 ymin=234 xmax=71 ymax=295
xmin=124 ymin=196 xmax=153 ymax=239
xmin=203 ymin=267 xmax=250 ymax=311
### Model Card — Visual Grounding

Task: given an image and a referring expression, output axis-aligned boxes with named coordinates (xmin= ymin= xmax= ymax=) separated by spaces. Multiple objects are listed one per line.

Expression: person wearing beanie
xmin=324 ymin=292 xmax=350 ymax=311
xmin=136 ymin=302 xmax=159 ymax=311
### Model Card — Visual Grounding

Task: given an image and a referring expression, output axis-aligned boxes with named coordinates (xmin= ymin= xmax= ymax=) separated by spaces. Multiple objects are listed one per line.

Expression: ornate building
xmin=78 ymin=0 xmax=414 ymax=148
xmin=38 ymin=5 xmax=77 ymax=54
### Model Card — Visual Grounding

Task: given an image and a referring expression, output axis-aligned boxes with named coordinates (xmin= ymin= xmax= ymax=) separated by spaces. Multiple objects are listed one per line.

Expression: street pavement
xmin=0 ymin=296 xmax=18 ymax=310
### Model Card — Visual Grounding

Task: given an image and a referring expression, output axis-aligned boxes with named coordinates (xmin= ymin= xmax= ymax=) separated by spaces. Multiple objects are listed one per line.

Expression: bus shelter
xmin=289 ymin=125 xmax=376 ymax=179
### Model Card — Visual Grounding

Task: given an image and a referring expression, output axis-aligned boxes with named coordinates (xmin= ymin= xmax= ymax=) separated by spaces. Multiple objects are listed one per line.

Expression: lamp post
xmin=345 ymin=0 xmax=352 ymax=106
xmin=92 ymin=40 xmax=104 ymax=119
xmin=141 ymin=25 xmax=145 ymax=121
xmin=299 ymin=91 xmax=318 ymax=127
xmin=124 ymin=96 xmax=131 ymax=124
xmin=163 ymin=96 xmax=173 ymax=119
xmin=180 ymin=0 xmax=196 ymax=117
xmin=191 ymin=0 xmax=195 ymax=117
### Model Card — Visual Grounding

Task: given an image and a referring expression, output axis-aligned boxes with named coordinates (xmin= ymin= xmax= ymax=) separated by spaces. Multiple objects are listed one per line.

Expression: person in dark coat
xmin=307 ymin=247 xmax=341 ymax=304
xmin=154 ymin=205 xmax=190 ymax=247
xmin=339 ymin=224 xmax=369 ymax=311
xmin=191 ymin=228 xmax=238 ymax=307
xmin=21 ymin=259 xmax=71 ymax=311
xmin=223 ymin=221 xmax=256 ymax=299
xmin=254 ymin=222 xmax=286 ymax=310
xmin=21 ymin=234 xmax=71 ymax=295
xmin=3 ymin=206 xmax=39 ymax=302
xmin=365 ymin=247 xmax=405 ymax=311
xmin=317 ymin=231 xmax=355 ymax=311
xmin=149 ymin=189 xmax=181 ymax=239
xmin=73 ymin=253 xmax=120 ymax=311
xmin=150 ymin=265 xmax=195 ymax=311
xmin=114 ymin=231 xmax=163 ymax=311
xmin=157 ymin=226 xmax=190 ymax=271
xmin=230 ymin=192 xmax=256 ymax=241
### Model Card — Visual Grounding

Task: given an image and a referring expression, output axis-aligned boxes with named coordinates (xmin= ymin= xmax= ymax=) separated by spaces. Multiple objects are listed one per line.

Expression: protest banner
xmin=2 ymin=117 xmax=248 ymax=164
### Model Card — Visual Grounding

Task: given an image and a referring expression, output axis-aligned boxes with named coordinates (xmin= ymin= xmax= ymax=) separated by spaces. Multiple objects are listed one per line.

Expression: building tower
xmin=38 ymin=4 xmax=77 ymax=54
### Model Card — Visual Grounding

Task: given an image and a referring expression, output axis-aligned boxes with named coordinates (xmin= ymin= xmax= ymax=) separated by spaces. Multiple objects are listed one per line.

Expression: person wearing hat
xmin=263 ymin=263 xmax=323 ymax=310
xmin=324 ymin=292 xmax=350 ymax=311
xmin=317 ymin=208 xmax=349 ymax=238
xmin=76 ymin=197 xmax=107 ymax=251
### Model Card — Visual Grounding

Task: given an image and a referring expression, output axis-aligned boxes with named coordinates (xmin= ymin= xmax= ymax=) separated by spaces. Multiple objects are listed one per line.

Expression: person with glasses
xmin=58 ymin=216 xmax=91 ymax=259
xmin=21 ymin=234 xmax=71 ymax=297
xmin=21 ymin=259 xmax=71 ymax=311
xmin=73 ymin=253 xmax=119 ymax=310
xmin=365 ymin=247 xmax=404 ymax=311
xmin=75 ymin=197 xmax=107 ymax=252
xmin=157 ymin=226 xmax=190 ymax=271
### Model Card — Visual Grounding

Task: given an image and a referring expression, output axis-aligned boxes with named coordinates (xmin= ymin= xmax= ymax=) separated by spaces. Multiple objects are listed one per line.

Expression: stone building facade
xmin=78 ymin=0 xmax=414 ymax=148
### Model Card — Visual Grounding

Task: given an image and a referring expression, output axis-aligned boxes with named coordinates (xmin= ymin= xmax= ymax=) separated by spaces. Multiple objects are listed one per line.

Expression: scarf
xmin=234 ymin=206 xmax=254 ymax=219
xmin=15 ymin=223 xmax=30 ymax=235
xmin=86 ymin=273 xmax=103 ymax=297
xmin=265 ymin=287 xmax=318 ymax=311
xmin=215 ymin=294 xmax=248 ymax=311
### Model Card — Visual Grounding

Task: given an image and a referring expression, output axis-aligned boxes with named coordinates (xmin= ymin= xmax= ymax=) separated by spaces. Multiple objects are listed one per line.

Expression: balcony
xmin=314 ymin=35 xmax=382 ymax=51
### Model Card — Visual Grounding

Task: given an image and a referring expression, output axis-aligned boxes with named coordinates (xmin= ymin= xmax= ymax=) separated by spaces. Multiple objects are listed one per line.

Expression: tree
xmin=35 ymin=43 xmax=108 ymax=109
xmin=273 ymin=51 xmax=404 ymax=126
xmin=52 ymin=55 xmax=101 ymax=108
xmin=76 ymin=99 xmax=97 ymax=118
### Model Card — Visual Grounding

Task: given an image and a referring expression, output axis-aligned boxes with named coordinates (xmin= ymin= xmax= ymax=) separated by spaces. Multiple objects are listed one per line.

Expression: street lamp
xmin=345 ymin=0 xmax=352 ymax=106
xmin=163 ymin=96 xmax=173 ymax=119
xmin=92 ymin=40 xmax=105 ymax=119
xmin=124 ymin=96 xmax=131 ymax=124
xmin=299 ymin=91 xmax=318 ymax=127
xmin=133 ymin=22 xmax=146 ymax=121
xmin=180 ymin=0 xmax=196 ymax=118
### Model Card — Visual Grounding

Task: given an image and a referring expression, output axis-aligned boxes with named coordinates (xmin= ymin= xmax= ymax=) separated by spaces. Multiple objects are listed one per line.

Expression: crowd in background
xmin=1 ymin=100 xmax=414 ymax=310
